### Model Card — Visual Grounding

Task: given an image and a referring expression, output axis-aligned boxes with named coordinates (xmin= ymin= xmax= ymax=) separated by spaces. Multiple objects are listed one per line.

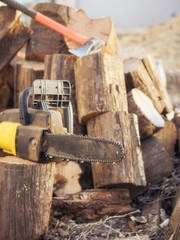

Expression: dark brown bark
xmin=0 ymin=156 xmax=55 ymax=240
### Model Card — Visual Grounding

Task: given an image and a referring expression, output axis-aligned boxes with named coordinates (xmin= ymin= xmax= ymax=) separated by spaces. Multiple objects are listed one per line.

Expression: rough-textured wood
xmin=52 ymin=188 xmax=131 ymax=223
xmin=154 ymin=120 xmax=177 ymax=157
xmin=0 ymin=156 xmax=55 ymax=240
xmin=128 ymin=88 xmax=165 ymax=140
xmin=65 ymin=9 xmax=119 ymax=56
xmin=129 ymin=113 xmax=146 ymax=186
xmin=119 ymin=47 xmax=173 ymax=113
xmin=26 ymin=3 xmax=76 ymax=61
xmin=170 ymin=190 xmax=180 ymax=234
xmin=44 ymin=54 xmax=82 ymax=135
xmin=87 ymin=111 xmax=146 ymax=188
xmin=166 ymin=70 xmax=180 ymax=107
xmin=0 ymin=65 xmax=14 ymax=108
xmin=141 ymin=136 xmax=174 ymax=184
xmin=75 ymin=53 xmax=128 ymax=124
xmin=14 ymin=60 xmax=44 ymax=107
xmin=0 ymin=6 xmax=30 ymax=72
xmin=174 ymin=109 xmax=180 ymax=152
xmin=124 ymin=57 xmax=165 ymax=113
xmin=142 ymin=54 xmax=173 ymax=113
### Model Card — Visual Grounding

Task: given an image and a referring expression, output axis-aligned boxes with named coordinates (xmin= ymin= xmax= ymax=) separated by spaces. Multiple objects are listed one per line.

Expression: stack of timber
xmin=0 ymin=2 xmax=180 ymax=237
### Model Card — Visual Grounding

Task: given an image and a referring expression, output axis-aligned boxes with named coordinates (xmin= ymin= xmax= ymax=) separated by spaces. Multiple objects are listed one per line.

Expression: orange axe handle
xmin=1 ymin=0 xmax=90 ymax=45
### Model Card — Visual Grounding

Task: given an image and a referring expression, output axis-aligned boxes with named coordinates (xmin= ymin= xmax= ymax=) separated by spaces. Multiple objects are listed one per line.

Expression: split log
xmin=0 ymin=6 xmax=30 ymax=72
xmin=120 ymin=46 xmax=173 ymax=113
xmin=74 ymin=53 xmax=128 ymax=124
xmin=141 ymin=136 xmax=174 ymax=184
xmin=154 ymin=120 xmax=177 ymax=157
xmin=127 ymin=88 xmax=165 ymax=140
xmin=0 ymin=156 xmax=55 ymax=240
xmin=14 ymin=60 xmax=44 ymax=107
xmin=142 ymin=54 xmax=173 ymax=113
xmin=0 ymin=65 xmax=14 ymax=108
xmin=26 ymin=3 xmax=76 ymax=61
xmin=52 ymin=188 xmax=131 ymax=223
xmin=44 ymin=54 xmax=82 ymax=135
xmin=65 ymin=9 xmax=119 ymax=56
xmin=124 ymin=57 xmax=165 ymax=113
xmin=87 ymin=111 xmax=146 ymax=188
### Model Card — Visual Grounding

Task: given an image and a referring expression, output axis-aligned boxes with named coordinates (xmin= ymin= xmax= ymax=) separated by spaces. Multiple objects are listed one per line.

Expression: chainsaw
xmin=0 ymin=80 xmax=125 ymax=164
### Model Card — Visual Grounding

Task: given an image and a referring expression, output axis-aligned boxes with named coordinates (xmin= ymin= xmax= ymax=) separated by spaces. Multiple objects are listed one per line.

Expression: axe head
xmin=69 ymin=38 xmax=105 ymax=57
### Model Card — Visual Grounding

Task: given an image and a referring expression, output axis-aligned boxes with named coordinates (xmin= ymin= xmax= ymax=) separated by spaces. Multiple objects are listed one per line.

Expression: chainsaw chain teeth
xmin=45 ymin=133 xmax=125 ymax=164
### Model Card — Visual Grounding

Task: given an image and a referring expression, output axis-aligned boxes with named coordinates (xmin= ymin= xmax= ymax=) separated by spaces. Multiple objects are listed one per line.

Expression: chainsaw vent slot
xmin=33 ymin=79 xmax=71 ymax=109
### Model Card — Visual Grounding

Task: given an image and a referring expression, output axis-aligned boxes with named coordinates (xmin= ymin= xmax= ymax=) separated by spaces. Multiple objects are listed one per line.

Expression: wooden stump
xmin=65 ymin=9 xmax=119 ymax=56
xmin=0 ymin=156 xmax=55 ymax=240
xmin=44 ymin=54 xmax=82 ymax=135
xmin=14 ymin=60 xmax=44 ymax=107
xmin=74 ymin=53 xmax=128 ymax=124
xmin=0 ymin=6 xmax=30 ymax=72
xmin=26 ymin=3 xmax=76 ymax=61
xmin=124 ymin=57 xmax=165 ymax=113
xmin=141 ymin=136 xmax=174 ymax=184
xmin=127 ymin=88 xmax=165 ymax=140
xmin=87 ymin=111 xmax=146 ymax=188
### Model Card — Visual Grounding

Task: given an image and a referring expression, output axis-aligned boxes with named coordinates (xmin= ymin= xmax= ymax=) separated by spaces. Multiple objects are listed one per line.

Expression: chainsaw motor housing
xmin=0 ymin=79 xmax=73 ymax=161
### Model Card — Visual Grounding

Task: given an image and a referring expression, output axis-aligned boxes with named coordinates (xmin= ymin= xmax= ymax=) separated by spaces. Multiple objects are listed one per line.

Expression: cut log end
xmin=128 ymin=88 xmax=164 ymax=139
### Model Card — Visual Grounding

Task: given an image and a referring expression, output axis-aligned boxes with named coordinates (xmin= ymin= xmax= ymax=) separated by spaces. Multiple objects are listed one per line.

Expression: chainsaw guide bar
xmin=43 ymin=132 xmax=125 ymax=164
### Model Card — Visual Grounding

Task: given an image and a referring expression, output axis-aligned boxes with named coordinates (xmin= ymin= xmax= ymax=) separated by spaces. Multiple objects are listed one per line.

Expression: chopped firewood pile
xmin=0 ymin=2 xmax=180 ymax=240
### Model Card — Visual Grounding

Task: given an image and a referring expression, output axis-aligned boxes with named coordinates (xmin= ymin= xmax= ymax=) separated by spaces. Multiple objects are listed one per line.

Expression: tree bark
xmin=74 ymin=53 xmax=128 ymax=124
xmin=52 ymin=188 xmax=131 ymax=223
xmin=65 ymin=9 xmax=119 ymax=56
xmin=127 ymin=88 xmax=165 ymax=140
xmin=0 ymin=156 xmax=55 ymax=240
xmin=14 ymin=60 xmax=44 ymax=107
xmin=87 ymin=111 xmax=146 ymax=188
xmin=0 ymin=6 xmax=30 ymax=72
xmin=26 ymin=3 xmax=76 ymax=61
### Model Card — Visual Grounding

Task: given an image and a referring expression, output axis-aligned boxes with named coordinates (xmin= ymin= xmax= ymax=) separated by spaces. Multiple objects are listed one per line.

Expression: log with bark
xmin=65 ymin=9 xmax=119 ymax=56
xmin=44 ymin=54 xmax=83 ymax=135
xmin=0 ymin=6 xmax=30 ymax=72
xmin=52 ymin=188 xmax=131 ymax=223
xmin=87 ymin=111 xmax=146 ymax=188
xmin=74 ymin=53 xmax=128 ymax=124
xmin=127 ymin=88 xmax=165 ymax=140
xmin=0 ymin=156 xmax=55 ymax=240
xmin=14 ymin=60 xmax=44 ymax=107
xmin=26 ymin=3 xmax=76 ymax=61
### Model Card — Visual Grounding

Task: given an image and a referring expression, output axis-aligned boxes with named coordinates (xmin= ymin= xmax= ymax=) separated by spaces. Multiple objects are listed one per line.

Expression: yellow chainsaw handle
xmin=0 ymin=122 xmax=21 ymax=155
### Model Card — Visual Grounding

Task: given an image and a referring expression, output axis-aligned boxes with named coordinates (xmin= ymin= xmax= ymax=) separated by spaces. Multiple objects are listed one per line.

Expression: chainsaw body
xmin=0 ymin=80 xmax=125 ymax=164
xmin=0 ymin=80 xmax=71 ymax=161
